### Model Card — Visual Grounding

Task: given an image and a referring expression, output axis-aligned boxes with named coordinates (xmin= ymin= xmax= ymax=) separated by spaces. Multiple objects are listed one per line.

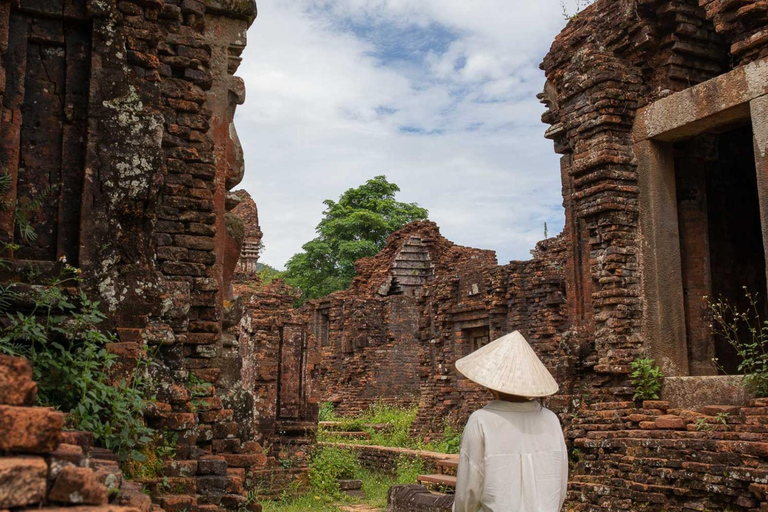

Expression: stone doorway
xmin=674 ymin=126 xmax=768 ymax=375
xmin=634 ymin=57 xmax=768 ymax=379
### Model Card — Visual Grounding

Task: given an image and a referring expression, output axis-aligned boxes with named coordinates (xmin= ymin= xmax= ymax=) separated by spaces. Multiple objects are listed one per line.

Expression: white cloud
xmin=235 ymin=0 xmax=569 ymax=269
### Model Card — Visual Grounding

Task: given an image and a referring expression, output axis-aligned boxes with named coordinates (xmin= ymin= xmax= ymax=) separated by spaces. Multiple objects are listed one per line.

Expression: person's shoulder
xmin=538 ymin=405 xmax=559 ymax=417
xmin=465 ymin=408 xmax=492 ymax=429
xmin=539 ymin=406 xmax=564 ymax=426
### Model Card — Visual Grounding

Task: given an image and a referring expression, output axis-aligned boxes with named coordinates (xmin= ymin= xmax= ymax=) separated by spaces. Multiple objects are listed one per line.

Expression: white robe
xmin=452 ymin=400 xmax=568 ymax=512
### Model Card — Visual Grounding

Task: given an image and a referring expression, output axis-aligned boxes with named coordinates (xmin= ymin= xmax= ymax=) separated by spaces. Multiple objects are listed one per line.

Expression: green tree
xmin=284 ymin=176 xmax=428 ymax=301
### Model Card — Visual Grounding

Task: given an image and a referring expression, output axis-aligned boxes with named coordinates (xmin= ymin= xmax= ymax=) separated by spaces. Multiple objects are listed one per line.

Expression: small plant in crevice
xmin=694 ymin=418 xmax=712 ymax=432
xmin=708 ymin=288 xmax=768 ymax=397
xmin=560 ymin=0 xmax=596 ymax=21
xmin=630 ymin=357 xmax=664 ymax=401
xmin=124 ymin=431 xmax=177 ymax=480
xmin=715 ymin=412 xmax=730 ymax=427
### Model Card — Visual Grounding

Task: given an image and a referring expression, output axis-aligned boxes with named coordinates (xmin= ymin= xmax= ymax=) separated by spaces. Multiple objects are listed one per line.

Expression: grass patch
xmin=261 ymin=443 xmax=438 ymax=512
xmin=317 ymin=401 xmax=461 ymax=454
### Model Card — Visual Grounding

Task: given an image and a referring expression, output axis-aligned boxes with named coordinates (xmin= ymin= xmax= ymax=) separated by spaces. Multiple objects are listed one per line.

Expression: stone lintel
xmin=634 ymin=57 xmax=768 ymax=142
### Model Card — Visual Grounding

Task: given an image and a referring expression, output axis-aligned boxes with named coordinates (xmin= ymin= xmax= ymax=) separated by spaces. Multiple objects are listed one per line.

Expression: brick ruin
xmin=230 ymin=190 xmax=261 ymax=278
xmin=302 ymin=221 xmax=499 ymax=418
xmin=303 ymin=219 xmax=571 ymax=432
xmin=0 ymin=0 xmax=300 ymax=510
xmin=5 ymin=0 xmax=768 ymax=510
xmin=313 ymin=0 xmax=768 ymax=510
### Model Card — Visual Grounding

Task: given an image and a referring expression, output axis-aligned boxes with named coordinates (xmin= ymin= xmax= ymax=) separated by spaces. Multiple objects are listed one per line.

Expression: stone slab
xmin=663 ymin=376 xmax=755 ymax=409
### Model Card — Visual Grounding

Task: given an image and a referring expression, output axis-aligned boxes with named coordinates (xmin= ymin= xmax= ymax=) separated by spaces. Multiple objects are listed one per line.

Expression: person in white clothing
xmin=452 ymin=331 xmax=569 ymax=512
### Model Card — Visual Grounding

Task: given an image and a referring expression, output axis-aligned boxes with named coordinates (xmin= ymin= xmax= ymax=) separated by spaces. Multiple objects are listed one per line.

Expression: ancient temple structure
xmin=0 ymin=0 xmax=297 ymax=509
xmin=341 ymin=1 xmax=768 ymax=510
xmin=303 ymin=221 xmax=499 ymax=417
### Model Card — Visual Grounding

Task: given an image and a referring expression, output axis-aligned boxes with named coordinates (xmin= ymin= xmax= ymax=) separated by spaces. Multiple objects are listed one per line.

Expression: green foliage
xmin=124 ymin=432 xmax=177 ymax=480
xmin=258 ymin=263 xmax=285 ymax=285
xmin=316 ymin=401 xmax=462 ymax=455
xmin=560 ymin=0 xmax=596 ymax=21
xmin=317 ymin=402 xmax=420 ymax=449
xmin=694 ymin=418 xmax=712 ymax=432
xmin=0 ymin=265 xmax=155 ymax=462
xmin=284 ymin=176 xmax=428 ymax=302
xmin=395 ymin=454 xmax=424 ymax=484
xmin=630 ymin=357 xmax=664 ymax=401
xmin=318 ymin=401 xmax=336 ymax=422
xmin=427 ymin=423 xmax=462 ymax=455
xmin=308 ymin=446 xmax=361 ymax=498
xmin=709 ymin=288 xmax=768 ymax=397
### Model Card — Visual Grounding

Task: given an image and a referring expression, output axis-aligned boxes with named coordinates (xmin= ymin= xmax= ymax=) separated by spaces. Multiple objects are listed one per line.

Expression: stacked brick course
xmin=234 ymin=279 xmax=318 ymax=496
xmin=0 ymin=0 xmax=289 ymax=509
xmin=0 ymin=355 xmax=153 ymax=512
xmin=568 ymin=399 xmax=768 ymax=510
xmin=304 ymin=221 xmax=499 ymax=418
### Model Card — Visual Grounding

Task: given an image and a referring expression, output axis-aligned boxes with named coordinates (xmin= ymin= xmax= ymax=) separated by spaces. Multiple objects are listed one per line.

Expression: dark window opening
xmin=317 ymin=310 xmax=330 ymax=347
xmin=465 ymin=326 xmax=490 ymax=352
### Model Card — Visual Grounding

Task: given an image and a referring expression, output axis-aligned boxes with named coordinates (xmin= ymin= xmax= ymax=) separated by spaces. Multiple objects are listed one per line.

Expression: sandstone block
xmin=0 ymin=356 xmax=37 ymax=406
xmin=0 ymin=406 xmax=64 ymax=453
xmin=222 ymin=453 xmax=267 ymax=468
xmin=0 ymin=456 xmax=47 ymax=508
xmin=197 ymin=456 xmax=227 ymax=476
xmin=113 ymin=481 xmax=152 ymax=512
xmin=48 ymin=466 xmax=108 ymax=505
xmin=655 ymin=415 xmax=686 ymax=429
xmin=162 ymin=460 xmax=197 ymax=477
xmin=161 ymin=494 xmax=196 ymax=512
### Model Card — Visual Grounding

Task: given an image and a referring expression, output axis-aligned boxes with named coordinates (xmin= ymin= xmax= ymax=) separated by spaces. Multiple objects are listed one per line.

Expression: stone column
xmin=636 ymin=139 xmax=689 ymax=376
xmin=751 ymin=94 xmax=768 ymax=292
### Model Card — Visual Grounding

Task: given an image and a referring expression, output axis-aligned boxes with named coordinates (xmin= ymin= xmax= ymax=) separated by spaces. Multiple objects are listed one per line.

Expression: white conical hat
xmin=455 ymin=331 xmax=559 ymax=397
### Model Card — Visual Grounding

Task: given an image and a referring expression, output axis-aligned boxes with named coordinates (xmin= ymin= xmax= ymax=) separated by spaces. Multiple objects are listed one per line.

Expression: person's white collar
xmin=484 ymin=400 xmax=541 ymax=412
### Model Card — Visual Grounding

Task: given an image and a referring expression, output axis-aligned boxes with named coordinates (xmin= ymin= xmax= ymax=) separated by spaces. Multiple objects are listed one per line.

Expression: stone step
xmin=324 ymin=431 xmax=371 ymax=440
xmin=416 ymin=474 xmax=457 ymax=488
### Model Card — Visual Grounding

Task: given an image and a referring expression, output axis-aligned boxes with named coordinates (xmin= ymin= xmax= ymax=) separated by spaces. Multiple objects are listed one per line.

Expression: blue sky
xmin=235 ymin=0 xmax=573 ymax=269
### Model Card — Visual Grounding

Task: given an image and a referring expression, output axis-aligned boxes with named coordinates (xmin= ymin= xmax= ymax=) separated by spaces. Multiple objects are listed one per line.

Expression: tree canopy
xmin=283 ymin=176 xmax=428 ymax=302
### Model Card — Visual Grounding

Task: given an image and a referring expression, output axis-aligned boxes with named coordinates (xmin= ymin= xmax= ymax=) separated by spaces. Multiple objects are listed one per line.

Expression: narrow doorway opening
xmin=675 ymin=125 xmax=768 ymax=375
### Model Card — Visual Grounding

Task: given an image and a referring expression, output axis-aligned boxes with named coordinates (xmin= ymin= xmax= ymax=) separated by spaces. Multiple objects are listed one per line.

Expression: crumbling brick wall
xmin=306 ymin=221 xmax=498 ymax=417
xmin=412 ymin=235 xmax=571 ymax=435
xmin=235 ymin=279 xmax=319 ymax=495
xmin=0 ymin=0 xmax=289 ymax=509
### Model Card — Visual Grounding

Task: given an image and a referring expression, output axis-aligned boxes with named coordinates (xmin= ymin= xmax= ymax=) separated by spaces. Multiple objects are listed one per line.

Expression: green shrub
xmin=395 ymin=454 xmax=424 ymax=484
xmin=318 ymin=402 xmax=336 ymax=422
xmin=0 ymin=266 xmax=155 ymax=462
xmin=308 ymin=446 xmax=360 ymax=497
xmin=427 ymin=423 xmax=462 ymax=455
xmin=709 ymin=289 xmax=768 ymax=397
xmin=630 ymin=357 xmax=664 ymax=401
